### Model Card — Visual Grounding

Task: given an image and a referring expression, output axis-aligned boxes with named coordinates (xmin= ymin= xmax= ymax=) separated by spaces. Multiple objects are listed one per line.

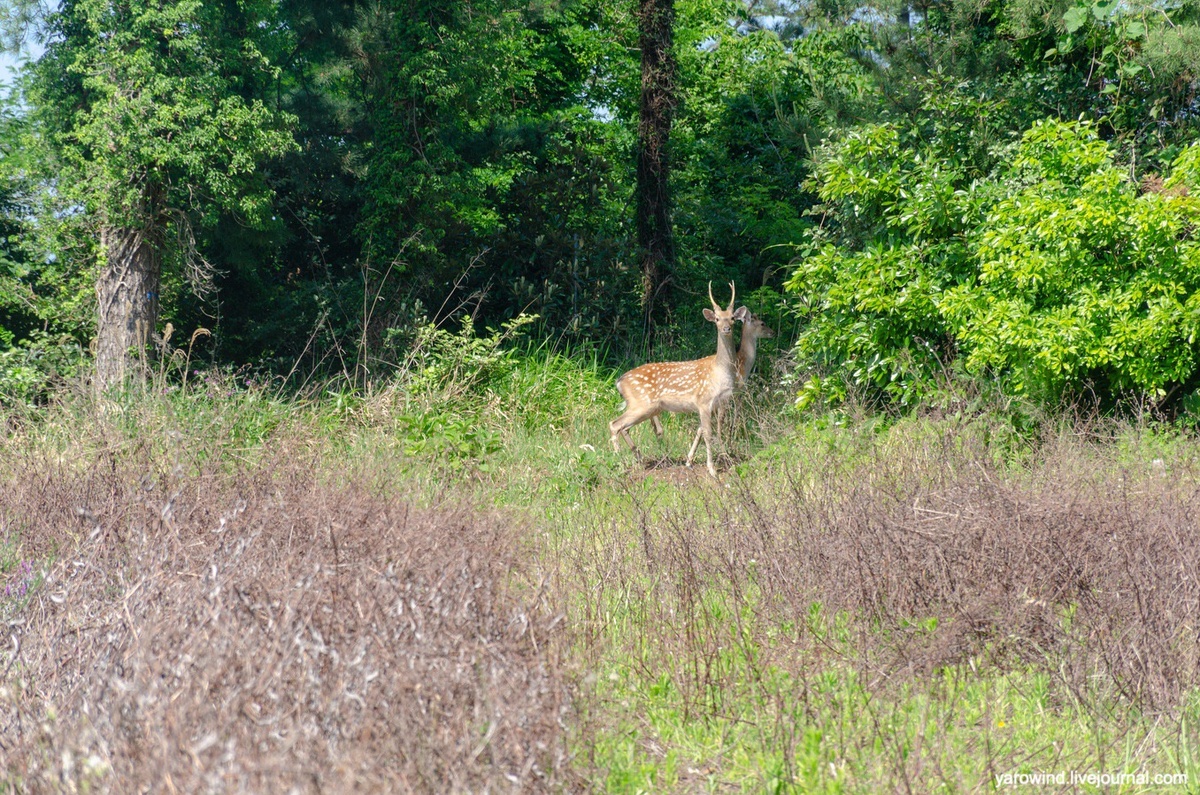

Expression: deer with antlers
xmin=647 ymin=307 xmax=774 ymax=440
xmin=609 ymin=282 xmax=748 ymax=477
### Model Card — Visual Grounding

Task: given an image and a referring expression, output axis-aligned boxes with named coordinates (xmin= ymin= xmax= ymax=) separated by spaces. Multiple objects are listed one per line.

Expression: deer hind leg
xmin=716 ymin=397 xmax=735 ymax=455
xmin=610 ymin=406 xmax=658 ymax=455
xmin=609 ymin=415 xmax=633 ymax=452
xmin=685 ymin=423 xmax=703 ymax=467
xmin=651 ymin=416 xmax=664 ymax=437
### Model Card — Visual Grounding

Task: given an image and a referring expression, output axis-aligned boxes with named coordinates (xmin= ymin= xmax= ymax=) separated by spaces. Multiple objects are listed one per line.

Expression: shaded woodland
xmin=0 ymin=0 xmax=1196 ymax=410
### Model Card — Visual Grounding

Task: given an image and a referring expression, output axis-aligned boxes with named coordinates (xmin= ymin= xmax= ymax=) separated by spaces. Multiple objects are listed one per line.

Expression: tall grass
xmin=0 ymin=379 xmax=569 ymax=792
xmin=555 ymin=416 xmax=1200 ymax=790
xmin=3 ymin=338 xmax=1200 ymax=792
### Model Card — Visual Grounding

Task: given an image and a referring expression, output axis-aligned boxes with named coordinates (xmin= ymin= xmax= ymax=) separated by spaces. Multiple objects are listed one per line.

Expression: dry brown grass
xmin=598 ymin=426 xmax=1200 ymax=706
xmin=562 ymin=420 xmax=1200 ymax=786
xmin=0 ymin=438 xmax=569 ymax=793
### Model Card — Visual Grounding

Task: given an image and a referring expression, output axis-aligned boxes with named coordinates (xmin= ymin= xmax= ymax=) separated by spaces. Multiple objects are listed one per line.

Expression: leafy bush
xmin=394 ymin=313 xmax=538 ymax=408
xmin=396 ymin=410 xmax=502 ymax=469
xmin=0 ymin=332 xmax=86 ymax=407
xmin=789 ymin=117 xmax=1200 ymax=408
xmin=787 ymin=117 xmax=988 ymax=407
xmin=386 ymin=313 xmax=537 ymax=468
xmin=943 ymin=121 xmax=1200 ymax=398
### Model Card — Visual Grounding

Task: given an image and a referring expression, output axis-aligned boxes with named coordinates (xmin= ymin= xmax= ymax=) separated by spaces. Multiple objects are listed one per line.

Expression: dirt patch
xmin=627 ymin=454 xmax=740 ymax=485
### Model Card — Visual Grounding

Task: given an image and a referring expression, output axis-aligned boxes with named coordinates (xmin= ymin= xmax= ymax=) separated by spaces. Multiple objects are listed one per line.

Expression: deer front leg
xmin=685 ymin=422 xmax=704 ymax=467
xmin=700 ymin=407 xmax=716 ymax=477
xmin=685 ymin=408 xmax=717 ymax=477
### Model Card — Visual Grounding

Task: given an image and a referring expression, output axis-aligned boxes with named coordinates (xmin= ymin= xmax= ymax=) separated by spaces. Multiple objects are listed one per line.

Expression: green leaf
xmin=1063 ymin=6 xmax=1088 ymax=33
xmin=1091 ymin=0 xmax=1117 ymax=20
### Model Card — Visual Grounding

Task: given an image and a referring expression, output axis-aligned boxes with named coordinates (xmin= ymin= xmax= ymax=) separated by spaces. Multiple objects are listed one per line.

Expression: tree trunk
xmin=95 ymin=225 xmax=161 ymax=394
xmin=635 ymin=0 xmax=677 ymax=328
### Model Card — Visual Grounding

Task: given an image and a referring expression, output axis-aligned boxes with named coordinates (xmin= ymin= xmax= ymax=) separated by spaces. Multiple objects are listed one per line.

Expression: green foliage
xmin=790 ymin=117 xmax=1200 ymax=407
xmin=0 ymin=332 xmax=86 ymax=407
xmin=945 ymin=122 xmax=1200 ymax=398
xmin=355 ymin=0 xmax=531 ymax=255
xmin=353 ymin=0 xmax=637 ymax=339
xmin=0 ymin=98 xmax=93 ymax=404
xmin=389 ymin=312 xmax=537 ymax=468
xmin=396 ymin=411 xmax=502 ymax=468
xmin=32 ymin=0 xmax=296 ymax=229
xmin=1043 ymin=0 xmax=1200 ymax=137
xmin=671 ymin=12 xmax=875 ymax=296
xmin=398 ymin=313 xmax=538 ymax=406
xmin=786 ymin=97 xmax=993 ymax=407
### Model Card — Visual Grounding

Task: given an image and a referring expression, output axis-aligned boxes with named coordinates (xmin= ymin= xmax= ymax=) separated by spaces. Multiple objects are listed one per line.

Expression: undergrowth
xmin=2 ymin=334 xmax=1199 ymax=792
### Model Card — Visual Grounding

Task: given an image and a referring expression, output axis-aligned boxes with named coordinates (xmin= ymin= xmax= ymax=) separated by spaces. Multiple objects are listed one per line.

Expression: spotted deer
xmin=609 ymin=282 xmax=748 ymax=477
xmin=649 ymin=307 xmax=774 ymax=439
xmin=734 ymin=310 xmax=775 ymax=384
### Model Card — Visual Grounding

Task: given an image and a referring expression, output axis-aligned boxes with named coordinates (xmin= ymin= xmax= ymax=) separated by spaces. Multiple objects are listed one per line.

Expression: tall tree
xmin=635 ymin=0 xmax=677 ymax=326
xmin=28 ymin=0 xmax=294 ymax=392
xmin=354 ymin=1 xmax=534 ymax=283
xmin=669 ymin=8 xmax=874 ymax=294
xmin=351 ymin=0 xmax=638 ymax=346
xmin=185 ymin=0 xmax=366 ymax=371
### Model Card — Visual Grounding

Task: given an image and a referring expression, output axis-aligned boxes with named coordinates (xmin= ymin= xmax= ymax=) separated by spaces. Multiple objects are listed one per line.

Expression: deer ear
xmin=734 ymin=306 xmax=750 ymax=322
xmin=702 ymin=308 xmax=717 ymax=322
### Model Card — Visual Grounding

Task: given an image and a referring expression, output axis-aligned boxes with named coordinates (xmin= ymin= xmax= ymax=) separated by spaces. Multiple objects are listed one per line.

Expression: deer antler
xmin=709 ymin=281 xmax=737 ymax=311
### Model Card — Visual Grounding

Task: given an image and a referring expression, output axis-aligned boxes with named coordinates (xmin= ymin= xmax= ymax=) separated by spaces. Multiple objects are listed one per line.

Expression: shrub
xmin=0 ymin=331 xmax=86 ymax=408
xmin=789 ymin=117 xmax=1200 ymax=408
xmin=787 ymin=118 xmax=986 ymax=408
xmin=943 ymin=121 xmax=1200 ymax=399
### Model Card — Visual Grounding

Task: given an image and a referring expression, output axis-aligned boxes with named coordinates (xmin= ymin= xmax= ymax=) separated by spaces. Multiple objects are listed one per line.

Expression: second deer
xmin=609 ymin=282 xmax=747 ymax=477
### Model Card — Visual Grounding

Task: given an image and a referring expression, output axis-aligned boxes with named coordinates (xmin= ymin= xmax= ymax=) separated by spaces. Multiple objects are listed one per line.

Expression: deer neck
xmin=714 ymin=327 xmax=737 ymax=372
xmin=738 ymin=333 xmax=758 ymax=376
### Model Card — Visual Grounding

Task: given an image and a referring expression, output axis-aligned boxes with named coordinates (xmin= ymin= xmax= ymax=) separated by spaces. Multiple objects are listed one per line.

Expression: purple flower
xmin=4 ymin=560 xmax=36 ymax=601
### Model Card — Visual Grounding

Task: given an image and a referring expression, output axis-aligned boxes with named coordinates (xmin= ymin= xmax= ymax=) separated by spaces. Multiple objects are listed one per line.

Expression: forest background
xmin=0 ymin=0 xmax=1197 ymax=410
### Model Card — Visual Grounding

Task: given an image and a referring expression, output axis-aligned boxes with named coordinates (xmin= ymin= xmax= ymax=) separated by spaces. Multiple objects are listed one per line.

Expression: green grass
xmin=583 ymin=662 xmax=1200 ymax=793
xmin=5 ymin=345 xmax=1200 ymax=792
xmin=577 ymin=607 xmax=1200 ymax=794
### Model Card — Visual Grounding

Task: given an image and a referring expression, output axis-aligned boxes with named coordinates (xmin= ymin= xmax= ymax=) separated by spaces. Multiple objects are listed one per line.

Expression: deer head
xmin=703 ymin=281 xmax=749 ymax=345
